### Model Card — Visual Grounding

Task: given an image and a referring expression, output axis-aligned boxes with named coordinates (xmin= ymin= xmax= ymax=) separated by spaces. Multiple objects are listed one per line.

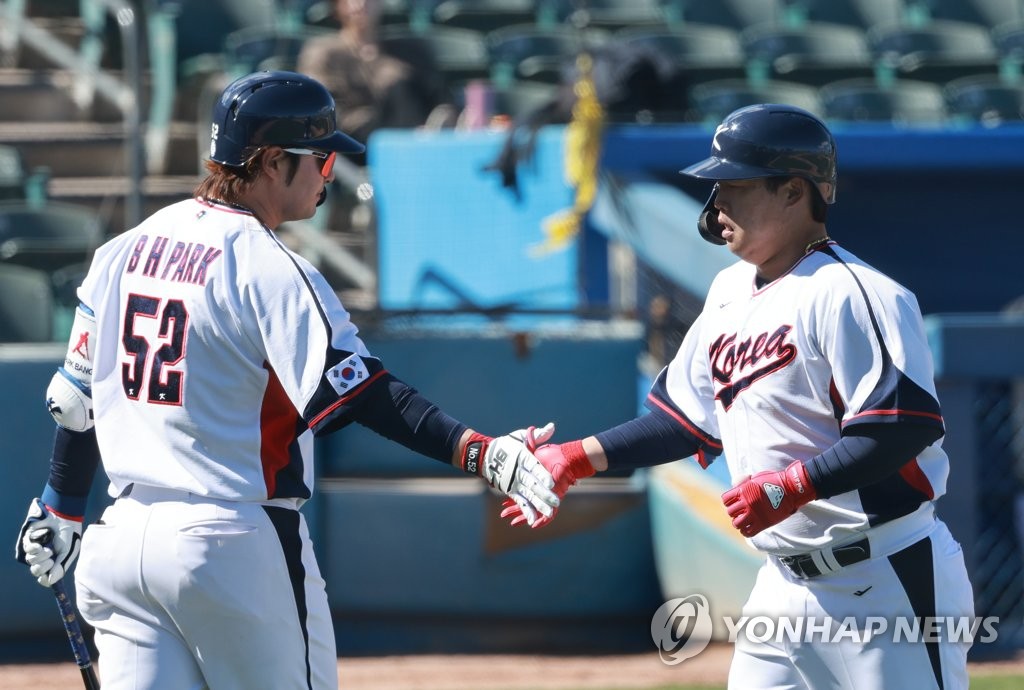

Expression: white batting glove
xmin=15 ymin=499 xmax=83 ymax=587
xmin=462 ymin=423 xmax=559 ymax=526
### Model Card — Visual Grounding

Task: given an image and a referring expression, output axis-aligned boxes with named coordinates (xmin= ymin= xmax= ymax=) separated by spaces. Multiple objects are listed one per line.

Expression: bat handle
xmin=51 ymin=579 xmax=93 ymax=670
xmin=34 ymin=528 xmax=100 ymax=689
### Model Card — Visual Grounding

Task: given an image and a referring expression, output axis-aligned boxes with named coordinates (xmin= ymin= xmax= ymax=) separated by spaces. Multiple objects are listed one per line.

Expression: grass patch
xmin=509 ymin=675 xmax=1024 ymax=690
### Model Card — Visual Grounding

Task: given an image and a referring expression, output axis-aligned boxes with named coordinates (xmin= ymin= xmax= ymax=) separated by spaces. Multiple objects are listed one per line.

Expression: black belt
xmin=778 ymin=538 xmax=871 ymax=579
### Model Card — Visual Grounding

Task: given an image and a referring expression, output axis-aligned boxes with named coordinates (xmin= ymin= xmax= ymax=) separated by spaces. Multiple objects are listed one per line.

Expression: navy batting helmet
xmin=680 ymin=103 xmax=837 ymax=245
xmin=209 ymin=70 xmax=364 ymax=167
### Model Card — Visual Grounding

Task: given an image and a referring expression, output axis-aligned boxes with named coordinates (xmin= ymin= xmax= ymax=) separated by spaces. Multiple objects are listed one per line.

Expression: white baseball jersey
xmin=655 ymin=242 xmax=948 ymax=555
xmin=78 ymin=197 xmax=382 ymax=507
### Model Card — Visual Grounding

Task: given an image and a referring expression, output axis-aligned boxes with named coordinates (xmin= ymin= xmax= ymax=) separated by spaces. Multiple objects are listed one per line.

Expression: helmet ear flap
xmin=697 ymin=185 xmax=726 ymax=245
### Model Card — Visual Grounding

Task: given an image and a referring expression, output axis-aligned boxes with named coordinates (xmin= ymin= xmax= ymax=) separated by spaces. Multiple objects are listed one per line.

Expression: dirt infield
xmin=0 ymin=648 xmax=730 ymax=690
xmin=3 ymin=645 xmax=1024 ymax=689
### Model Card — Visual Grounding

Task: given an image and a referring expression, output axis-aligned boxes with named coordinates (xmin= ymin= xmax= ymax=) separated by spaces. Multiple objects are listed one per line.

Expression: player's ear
xmin=262 ymin=147 xmax=288 ymax=175
xmin=785 ymin=179 xmax=803 ymax=202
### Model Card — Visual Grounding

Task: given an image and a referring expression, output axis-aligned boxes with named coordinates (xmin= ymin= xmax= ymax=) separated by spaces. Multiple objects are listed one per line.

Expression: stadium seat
xmin=539 ymin=0 xmax=668 ymax=30
xmin=615 ymin=23 xmax=745 ymax=80
xmin=0 ymin=263 xmax=53 ymax=343
xmin=222 ymin=25 xmax=333 ymax=74
xmin=486 ymin=24 xmax=608 ymax=85
xmin=786 ymin=0 xmax=903 ymax=30
xmin=908 ymin=0 xmax=1024 ymax=28
xmin=304 ymin=0 xmax=412 ymax=29
xmin=669 ymin=0 xmax=783 ymax=30
xmin=432 ymin=0 xmax=538 ymax=33
xmin=0 ymin=201 xmax=105 ymax=275
xmin=820 ymin=77 xmax=948 ymax=124
xmin=945 ymin=73 xmax=1024 ymax=124
xmin=741 ymin=21 xmax=874 ymax=86
xmin=993 ymin=19 xmax=1024 ymax=67
xmin=688 ymin=78 xmax=824 ymax=123
xmin=868 ymin=20 xmax=1000 ymax=83
xmin=492 ymin=80 xmax=562 ymax=120
xmin=380 ymin=25 xmax=491 ymax=84
xmin=172 ymin=0 xmax=279 ymax=77
xmin=0 ymin=146 xmax=25 ymax=202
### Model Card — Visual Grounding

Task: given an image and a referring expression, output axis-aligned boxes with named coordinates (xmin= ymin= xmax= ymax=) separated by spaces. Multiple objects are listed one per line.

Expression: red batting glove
xmin=721 ymin=460 xmax=817 ymax=538
xmin=500 ymin=440 xmax=595 ymax=529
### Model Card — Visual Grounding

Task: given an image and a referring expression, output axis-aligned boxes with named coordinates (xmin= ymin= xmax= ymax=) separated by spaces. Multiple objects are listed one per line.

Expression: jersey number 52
xmin=121 ymin=293 xmax=189 ymax=405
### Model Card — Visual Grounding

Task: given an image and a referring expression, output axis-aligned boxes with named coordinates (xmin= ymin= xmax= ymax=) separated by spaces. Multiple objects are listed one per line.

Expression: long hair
xmin=193 ymin=148 xmax=300 ymax=203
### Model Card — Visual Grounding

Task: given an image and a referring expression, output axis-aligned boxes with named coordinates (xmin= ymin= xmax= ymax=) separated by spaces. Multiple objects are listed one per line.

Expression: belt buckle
xmin=779 ymin=555 xmax=812 ymax=580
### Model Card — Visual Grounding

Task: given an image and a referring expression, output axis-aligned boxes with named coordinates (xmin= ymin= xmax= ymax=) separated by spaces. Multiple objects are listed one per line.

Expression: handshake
xmin=481 ymin=423 xmax=817 ymax=537
xmin=472 ymin=422 xmax=596 ymax=529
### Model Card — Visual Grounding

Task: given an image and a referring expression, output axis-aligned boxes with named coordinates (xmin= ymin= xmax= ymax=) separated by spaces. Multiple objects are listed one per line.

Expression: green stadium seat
xmin=432 ymin=0 xmax=538 ymax=33
xmin=486 ymin=23 xmax=608 ymax=85
xmin=669 ymin=0 xmax=783 ymax=30
xmin=786 ymin=0 xmax=903 ymax=30
xmin=689 ymin=78 xmax=824 ymax=123
xmin=540 ymin=0 xmax=668 ymax=30
xmin=945 ymin=73 xmax=1024 ymax=124
xmin=0 ymin=201 xmax=104 ymax=275
xmin=222 ymin=25 xmax=333 ymax=74
xmin=910 ymin=0 xmax=1024 ymax=28
xmin=380 ymin=25 xmax=492 ymax=84
xmin=0 ymin=146 xmax=25 ymax=202
xmin=0 ymin=263 xmax=53 ymax=343
xmin=820 ymin=77 xmax=948 ymax=124
xmin=616 ymin=23 xmax=744 ymax=67
xmin=868 ymin=19 xmax=1000 ymax=83
xmin=741 ymin=21 xmax=874 ymax=86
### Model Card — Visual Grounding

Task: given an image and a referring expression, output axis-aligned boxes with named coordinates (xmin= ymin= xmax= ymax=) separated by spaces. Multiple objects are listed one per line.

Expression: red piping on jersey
xmin=309 ymin=369 xmax=388 ymax=429
xmin=846 ymin=409 xmax=944 ymax=424
xmin=196 ymin=197 xmax=254 ymax=216
xmin=646 ymin=393 xmax=723 ymax=452
xmin=260 ymin=365 xmax=302 ymax=498
xmin=828 ymin=379 xmax=845 ymax=418
xmin=899 ymin=458 xmax=935 ymax=500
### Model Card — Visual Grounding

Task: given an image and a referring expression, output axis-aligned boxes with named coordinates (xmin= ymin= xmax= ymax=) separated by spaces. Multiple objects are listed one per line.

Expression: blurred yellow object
xmin=533 ymin=53 xmax=605 ymax=257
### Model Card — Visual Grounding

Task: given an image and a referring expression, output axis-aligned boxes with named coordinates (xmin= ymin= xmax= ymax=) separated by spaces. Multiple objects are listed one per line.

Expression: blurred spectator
xmin=297 ymin=0 xmax=455 ymax=147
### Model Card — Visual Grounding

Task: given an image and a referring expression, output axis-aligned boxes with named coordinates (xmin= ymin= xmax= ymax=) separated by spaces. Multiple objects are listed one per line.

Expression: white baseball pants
xmin=728 ymin=516 xmax=974 ymax=690
xmin=74 ymin=486 xmax=337 ymax=690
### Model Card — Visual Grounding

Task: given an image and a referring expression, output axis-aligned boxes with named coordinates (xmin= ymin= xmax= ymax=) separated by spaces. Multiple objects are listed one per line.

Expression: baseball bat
xmin=50 ymin=578 xmax=101 ymax=690
xmin=31 ymin=525 xmax=100 ymax=690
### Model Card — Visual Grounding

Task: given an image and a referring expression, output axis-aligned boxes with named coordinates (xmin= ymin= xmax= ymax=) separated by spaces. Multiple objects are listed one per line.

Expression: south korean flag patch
xmin=325 ymin=355 xmax=370 ymax=394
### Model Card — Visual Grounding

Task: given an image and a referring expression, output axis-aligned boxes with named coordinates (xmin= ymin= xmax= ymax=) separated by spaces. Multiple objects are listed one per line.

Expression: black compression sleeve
xmin=41 ymin=427 xmax=102 ymax=516
xmin=348 ymin=373 xmax=468 ymax=464
xmin=595 ymin=407 xmax=702 ymax=472
xmin=805 ymin=423 xmax=943 ymax=499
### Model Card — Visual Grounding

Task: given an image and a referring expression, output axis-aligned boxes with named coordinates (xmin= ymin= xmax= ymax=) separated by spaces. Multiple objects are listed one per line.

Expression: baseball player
xmin=503 ymin=104 xmax=974 ymax=689
xmin=15 ymin=70 xmax=559 ymax=690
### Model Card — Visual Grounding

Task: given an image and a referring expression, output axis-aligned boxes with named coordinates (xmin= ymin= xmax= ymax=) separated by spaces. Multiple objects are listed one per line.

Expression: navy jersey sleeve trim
xmin=842 ymin=367 xmax=944 ymax=431
xmin=644 ymin=368 xmax=723 ymax=467
xmin=805 ymin=422 xmax=942 ymax=500
xmin=307 ymin=365 xmax=388 ymax=435
xmin=818 ymin=245 xmax=944 ymax=434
